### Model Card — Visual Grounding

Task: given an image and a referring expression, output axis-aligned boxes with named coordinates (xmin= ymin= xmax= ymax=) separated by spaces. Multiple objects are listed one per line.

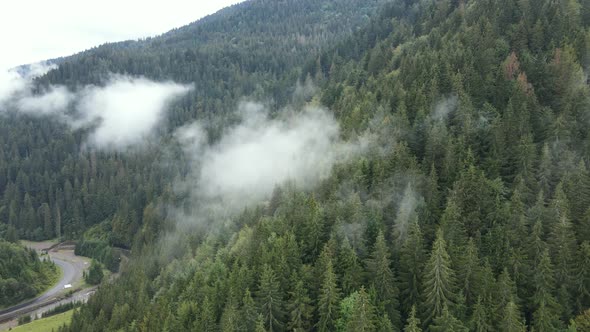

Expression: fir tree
xmin=257 ymin=265 xmax=285 ymax=332
xmin=317 ymin=256 xmax=340 ymax=332
xmin=404 ymin=306 xmax=422 ymax=332
xmin=422 ymin=229 xmax=456 ymax=324
xmin=500 ymin=300 xmax=525 ymax=332
xmin=366 ymin=231 xmax=400 ymax=327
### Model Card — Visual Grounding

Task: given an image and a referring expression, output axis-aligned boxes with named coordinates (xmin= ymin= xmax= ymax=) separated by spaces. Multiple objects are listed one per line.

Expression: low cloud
xmin=174 ymin=102 xmax=366 ymax=219
xmin=0 ymin=63 xmax=57 ymax=106
xmin=432 ymin=95 xmax=458 ymax=121
xmin=76 ymin=76 xmax=191 ymax=150
xmin=0 ymin=66 xmax=191 ymax=151
xmin=18 ymin=86 xmax=74 ymax=114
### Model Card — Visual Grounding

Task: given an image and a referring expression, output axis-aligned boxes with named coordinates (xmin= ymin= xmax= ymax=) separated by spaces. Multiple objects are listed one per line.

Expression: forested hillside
xmin=53 ymin=0 xmax=590 ymax=331
xmin=0 ymin=0 xmax=387 ymax=244
xmin=0 ymin=239 xmax=58 ymax=307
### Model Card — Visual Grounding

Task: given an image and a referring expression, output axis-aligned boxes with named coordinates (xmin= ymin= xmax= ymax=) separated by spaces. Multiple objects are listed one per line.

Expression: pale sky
xmin=0 ymin=0 xmax=244 ymax=70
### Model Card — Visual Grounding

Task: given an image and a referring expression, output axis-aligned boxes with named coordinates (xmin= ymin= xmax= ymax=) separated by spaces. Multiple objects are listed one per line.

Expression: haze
xmin=0 ymin=0 xmax=244 ymax=69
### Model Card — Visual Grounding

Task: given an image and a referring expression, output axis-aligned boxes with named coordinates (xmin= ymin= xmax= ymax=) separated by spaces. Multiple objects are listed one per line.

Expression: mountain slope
xmin=0 ymin=0 xmax=388 ymax=244
xmin=60 ymin=0 xmax=590 ymax=331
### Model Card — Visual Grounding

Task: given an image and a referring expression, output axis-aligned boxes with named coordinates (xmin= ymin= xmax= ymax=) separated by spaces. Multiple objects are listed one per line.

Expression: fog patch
xmin=174 ymin=102 xmax=367 ymax=222
xmin=293 ymin=77 xmax=316 ymax=104
xmin=0 ymin=65 xmax=191 ymax=151
xmin=76 ymin=75 xmax=192 ymax=151
xmin=392 ymin=183 xmax=423 ymax=245
xmin=0 ymin=63 xmax=57 ymax=106
xmin=18 ymin=86 xmax=74 ymax=114
xmin=431 ymin=95 xmax=458 ymax=121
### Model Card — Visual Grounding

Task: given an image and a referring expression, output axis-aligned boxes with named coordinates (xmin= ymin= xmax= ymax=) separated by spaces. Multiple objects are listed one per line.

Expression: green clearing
xmin=10 ymin=310 xmax=73 ymax=332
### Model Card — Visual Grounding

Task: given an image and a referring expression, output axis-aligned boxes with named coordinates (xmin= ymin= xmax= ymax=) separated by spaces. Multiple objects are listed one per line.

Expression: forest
xmin=1 ymin=0 xmax=590 ymax=330
xmin=0 ymin=237 xmax=58 ymax=307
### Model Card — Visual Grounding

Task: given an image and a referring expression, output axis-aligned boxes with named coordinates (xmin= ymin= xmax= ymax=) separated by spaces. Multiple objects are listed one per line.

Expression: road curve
xmin=0 ymin=256 xmax=79 ymax=323
xmin=36 ymin=257 xmax=76 ymax=304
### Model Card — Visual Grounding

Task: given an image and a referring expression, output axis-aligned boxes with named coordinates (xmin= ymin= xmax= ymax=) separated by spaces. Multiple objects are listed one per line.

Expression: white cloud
xmin=18 ymin=86 xmax=74 ymax=114
xmin=77 ymin=76 xmax=192 ymax=150
xmin=0 ymin=63 xmax=57 ymax=105
xmin=0 ymin=69 xmax=27 ymax=105
xmin=175 ymin=102 xmax=366 ymax=215
xmin=0 ymin=67 xmax=191 ymax=151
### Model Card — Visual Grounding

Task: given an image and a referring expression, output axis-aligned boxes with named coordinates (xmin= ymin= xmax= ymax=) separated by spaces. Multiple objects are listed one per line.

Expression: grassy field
xmin=10 ymin=310 xmax=73 ymax=332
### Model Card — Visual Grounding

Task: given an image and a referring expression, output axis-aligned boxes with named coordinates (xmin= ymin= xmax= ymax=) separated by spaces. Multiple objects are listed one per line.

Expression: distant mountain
xmin=0 ymin=0 xmax=388 ymax=250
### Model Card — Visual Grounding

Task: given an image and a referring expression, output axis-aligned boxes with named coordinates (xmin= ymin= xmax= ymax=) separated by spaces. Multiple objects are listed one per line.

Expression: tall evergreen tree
xmin=317 ymin=256 xmax=340 ymax=332
xmin=346 ymin=287 xmax=376 ymax=332
xmin=422 ymin=229 xmax=456 ymax=324
xmin=257 ymin=265 xmax=285 ymax=332
xmin=500 ymin=300 xmax=526 ymax=332
xmin=287 ymin=280 xmax=313 ymax=332
xmin=366 ymin=231 xmax=400 ymax=327
xmin=399 ymin=219 xmax=425 ymax=315
xmin=404 ymin=306 xmax=422 ymax=332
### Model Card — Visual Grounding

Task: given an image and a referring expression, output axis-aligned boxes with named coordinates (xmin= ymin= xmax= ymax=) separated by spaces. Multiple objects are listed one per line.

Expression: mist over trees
xmin=1 ymin=0 xmax=590 ymax=330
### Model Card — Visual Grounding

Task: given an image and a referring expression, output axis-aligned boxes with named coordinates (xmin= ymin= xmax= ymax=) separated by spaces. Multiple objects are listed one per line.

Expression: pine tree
xmin=220 ymin=300 xmax=240 ymax=332
xmin=470 ymin=297 xmax=492 ymax=332
xmin=366 ymin=231 xmax=400 ymax=327
xmin=240 ymin=289 xmax=257 ymax=332
xmin=404 ymin=306 xmax=422 ymax=332
xmin=287 ymin=280 xmax=312 ymax=331
xmin=495 ymin=268 xmax=518 ymax=319
xmin=564 ymin=161 xmax=590 ymax=224
xmin=40 ymin=202 xmax=52 ymax=238
xmin=317 ymin=256 xmax=340 ymax=332
xmin=531 ymin=249 xmax=563 ymax=331
xmin=549 ymin=213 xmax=577 ymax=320
xmin=500 ymin=300 xmax=525 ymax=332
xmin=302 ymin=195 xmax=325 ymax=261
xmin=456 ymin=238 xmax=481 ymax=306
xmin=393 ymin=183 xmax=420 ymax=246
xmin=575 ymin=242 xmax=590 ymax=311
xmin=198 ymin=296 xmax=217 ymax=332
xmin=255 ymin=314 xmax=267 ymax=332
xmin=346 ymin=286 xmax=376 ymax=332
xmin=257 ymin=265 xmax=285 ymax=332
xmin=429 ymin=305 xmax=468 ymax=332
xmin=376 ymin=313 xmax=395 ymax=332
xmin=440 ymin=197 xmax=467 ymax=255
xmin=399 ymin=218 xmax=425 ymax=314
xmin=338 ymin=238 xmax=363 ymax=295
xmin=422 ymin=229 xmax=456 ymax=324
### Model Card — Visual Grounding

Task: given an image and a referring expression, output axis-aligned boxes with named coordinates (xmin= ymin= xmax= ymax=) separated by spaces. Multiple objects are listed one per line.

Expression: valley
xmin=0 ymin=241 xmax=93 ymax=331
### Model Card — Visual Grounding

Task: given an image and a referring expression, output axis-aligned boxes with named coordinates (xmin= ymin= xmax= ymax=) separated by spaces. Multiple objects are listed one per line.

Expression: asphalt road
xmin=35 ymin=257 xmax=76 ymax=303
xmin=0 ymin=248 xmax=90 ymax=327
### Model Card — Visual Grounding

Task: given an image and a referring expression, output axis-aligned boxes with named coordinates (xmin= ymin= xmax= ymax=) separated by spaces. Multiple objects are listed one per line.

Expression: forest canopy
xmin=1 ymin=0 xmax=590 ymax=331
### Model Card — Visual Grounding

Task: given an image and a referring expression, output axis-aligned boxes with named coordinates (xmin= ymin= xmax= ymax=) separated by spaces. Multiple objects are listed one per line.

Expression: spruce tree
xmin=257 ymin=265 xmax=285 ymax=332
xmin=429 ymin=305 xmax=468 ymax=332
xmin=399 ymin=218 xmax=425 ymax=314
xmin=287 ymin=280 xmax=312 ymax=331
xmin=366 ymin=231 xmax=400 ymax=327
xmin=317 ymin=256 xmax=340 ymax=332
xmin=338 ymin=237 xmax=363 ymax=296
xmin=500 ymin=300 xmax=525 ymax=332
xmin=404 ymin=306 xmax=422 ymax=332
xmin=470 ymin=297 xmax=492 ymax=332
xmin=531 ymin=249 xmax=563 ymax=331
xmin=346 ymin=286 xmax=376 ymax=332
xmin=422 ymin=229 xmax=456 ymax=324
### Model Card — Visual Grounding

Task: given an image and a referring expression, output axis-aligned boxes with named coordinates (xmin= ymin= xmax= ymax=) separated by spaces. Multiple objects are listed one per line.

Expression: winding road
xmin=0 ymin=243 xmax=93 ymax=330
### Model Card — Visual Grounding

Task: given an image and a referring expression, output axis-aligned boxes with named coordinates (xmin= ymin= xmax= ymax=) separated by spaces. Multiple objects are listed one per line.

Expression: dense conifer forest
xmin=1 ymin=0 xmax=590 ymax=330
xmin=0 ymin=237 xmax=58 ymax=307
